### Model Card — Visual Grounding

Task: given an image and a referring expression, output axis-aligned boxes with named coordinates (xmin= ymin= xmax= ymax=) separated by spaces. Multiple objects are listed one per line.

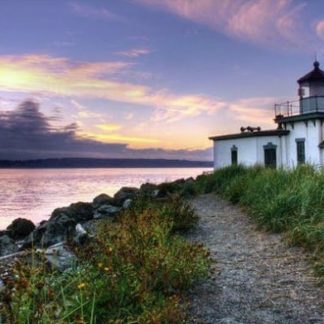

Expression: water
xmin=0 ymin=168 xmax=209 ymax=229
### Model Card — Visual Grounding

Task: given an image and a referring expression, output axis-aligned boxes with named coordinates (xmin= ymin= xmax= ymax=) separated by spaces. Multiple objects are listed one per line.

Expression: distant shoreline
xmin=0 ymin=158 xmax=213 ymax=169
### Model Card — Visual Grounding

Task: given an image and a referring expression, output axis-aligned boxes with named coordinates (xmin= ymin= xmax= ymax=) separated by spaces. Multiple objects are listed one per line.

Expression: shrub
xmin=1 ymin=195 xmax=211 ymax=322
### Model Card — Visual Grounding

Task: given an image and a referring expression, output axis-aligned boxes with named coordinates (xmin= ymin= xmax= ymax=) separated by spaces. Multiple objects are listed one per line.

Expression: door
xmin=264 ymin=148 xmax=277 ymax=168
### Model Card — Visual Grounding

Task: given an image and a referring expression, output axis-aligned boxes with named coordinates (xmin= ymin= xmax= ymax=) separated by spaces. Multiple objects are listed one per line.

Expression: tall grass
xmin=0 ymin=195 xmax=211 ymax=323
xmin=194 ymin=164 xmax=324 ymax=276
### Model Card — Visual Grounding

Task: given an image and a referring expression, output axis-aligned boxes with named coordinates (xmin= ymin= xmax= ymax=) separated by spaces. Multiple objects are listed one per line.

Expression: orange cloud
xmin=0 ymin=54 xmax=224 ymax=123
xmin=96 ymin=123 xmax=122 ymax=132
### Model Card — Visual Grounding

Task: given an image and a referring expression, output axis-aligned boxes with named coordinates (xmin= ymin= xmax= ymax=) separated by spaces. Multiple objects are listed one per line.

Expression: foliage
xmin=1 ymin=195 xmax=211 ymax=323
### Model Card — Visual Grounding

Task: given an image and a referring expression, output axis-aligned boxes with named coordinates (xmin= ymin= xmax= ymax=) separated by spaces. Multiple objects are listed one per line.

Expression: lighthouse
xmin=210 ymin=61 xmax=324 ymax=169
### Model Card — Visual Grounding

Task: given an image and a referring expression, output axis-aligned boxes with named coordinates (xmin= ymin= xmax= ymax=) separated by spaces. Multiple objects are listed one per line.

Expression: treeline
xmin=0 ymin=158 xmax=213 ymax=168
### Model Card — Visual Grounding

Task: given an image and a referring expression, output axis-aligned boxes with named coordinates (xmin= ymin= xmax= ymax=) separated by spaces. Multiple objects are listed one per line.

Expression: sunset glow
xmin=1 ymin=0 xmax=324 ymax=160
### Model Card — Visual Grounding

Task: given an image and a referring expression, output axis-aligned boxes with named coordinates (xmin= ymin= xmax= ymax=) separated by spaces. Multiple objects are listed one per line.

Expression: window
xmin=231 ymin=146 xmax=238 ymax=165
xmin=263 ymin=142 xmax=277 ymax=168
xmin=296 ymin=139 xmax=305 ymax=164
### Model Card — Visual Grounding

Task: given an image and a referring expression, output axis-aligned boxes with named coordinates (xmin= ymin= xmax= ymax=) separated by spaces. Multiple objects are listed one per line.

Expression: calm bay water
xmin=0 ymin=168 xmax=209 ymax=229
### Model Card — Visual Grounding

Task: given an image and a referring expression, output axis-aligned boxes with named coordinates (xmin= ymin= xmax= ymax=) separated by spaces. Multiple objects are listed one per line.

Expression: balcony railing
xmin=274 ymin=96 xmax=324 ymax=118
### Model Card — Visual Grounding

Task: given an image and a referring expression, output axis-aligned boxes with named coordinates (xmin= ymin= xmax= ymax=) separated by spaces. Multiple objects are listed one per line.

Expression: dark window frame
xmin=263 ymin=142 xmax=277 ymax=168
xmin=296 ymin=138 xmax=305 ymax=164
xmin=231 ymin=145 xmax=238 ymax=165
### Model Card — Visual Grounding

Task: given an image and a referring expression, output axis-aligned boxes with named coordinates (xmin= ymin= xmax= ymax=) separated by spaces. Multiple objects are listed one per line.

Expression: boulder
xmin=22 ymin=213 xmax=76 ymax=248
xmin=139 ymin=183 xmax=160 ymax=198
xmin=122 ymin=198 xmax=132 ymax=209
xmin=94 ymin=204 xmax=121 ymax=219
xmin=51 ymin=202 xmax=94 ymax=223
xmin=73 ymin=223 xmax=89 ymax=245
xmin=44 ymin=242 xmax=76 ymax=271
xmin=185 ymin=177 xmax=195 ymax=184
xmin=113 ymin=187 xmax=139 ymax=206
xmin=22 ymin=202 xmax=94 ymax=249
xmin=0 ymin=235 xmax=18 ymax=256
xmin=6 ymin=218 xmax=36 ymax=240
xmin=92 ymin=193 xmax=115 ymax=208
xmin=140 ymin=182 xmax=158 ymax=194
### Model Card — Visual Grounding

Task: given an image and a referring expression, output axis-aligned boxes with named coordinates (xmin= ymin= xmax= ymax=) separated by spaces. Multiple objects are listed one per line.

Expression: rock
xmin=113 ymin=187 xmax=139 ymax=206
xmin=123 ymin=198 xmax=132 ymax=209
xmin=0 ymin=235 xmax=18 ymax=256
xmin=22 ymin=201 xmax=94 ymax=248
xmin=6 ymin=218 xmax=36 ymax=240
xmin=152 ymin=189 xmax=160 ymax=198
xmin=22 ymin=213 xmax=76 ymax=248
xmin=140 ymin=182 xmax=158 ymax=194
xmin=174 ymin=178 xmax=186 ymax=185
xmin=94 ymin=204 xmax=121 ymax=219
xmin=139 ymin=183 xmax=160 ymax=198
xmin=0 ymin=230 xmax=10 ymax=237
xmin=45 ymin=242 xmax=76 ymax=271
xmin=0 ymin=278 xmax=5 ymax=292
xmin=51 ymin=202 xmax=94 ymax=223
xmin=185 ymin=177 xmax=195 ymax=184
xmin=73 ymin=223 xmax=89 ymax=245
xmin=92 ymin=193 xmax=115 ymax=208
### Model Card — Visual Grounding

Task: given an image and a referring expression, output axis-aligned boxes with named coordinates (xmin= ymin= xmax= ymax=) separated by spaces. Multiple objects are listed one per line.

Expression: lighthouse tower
xmin=297 ymin=61 xmax=324 ymax=114
xmin=274 ymin=61 xmax=324 ymax=166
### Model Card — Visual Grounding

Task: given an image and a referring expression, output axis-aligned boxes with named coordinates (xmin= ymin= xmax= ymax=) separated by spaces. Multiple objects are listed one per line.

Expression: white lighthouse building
xmin=210 ymin=61 xmax=324 ymax=169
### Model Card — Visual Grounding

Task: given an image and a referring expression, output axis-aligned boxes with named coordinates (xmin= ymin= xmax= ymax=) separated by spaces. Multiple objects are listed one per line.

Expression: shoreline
xmin=0 ymin=176 xmax=196 ymax=258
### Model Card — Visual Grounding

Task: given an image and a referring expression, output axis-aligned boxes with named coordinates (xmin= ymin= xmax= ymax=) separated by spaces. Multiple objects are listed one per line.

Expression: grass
xmin=0 ymin=194 xmax=211 ymax=323
xmin=192 ymin=164 xmax=324 ymax=276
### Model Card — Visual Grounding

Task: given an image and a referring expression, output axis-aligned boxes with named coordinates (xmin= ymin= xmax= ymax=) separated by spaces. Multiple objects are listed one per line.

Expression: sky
xmin=1 ymin=0 xmax=324 ymax=161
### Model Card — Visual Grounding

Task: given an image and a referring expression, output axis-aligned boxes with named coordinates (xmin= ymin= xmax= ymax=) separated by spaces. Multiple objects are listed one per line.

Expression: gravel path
xmin=187 ymin=194 xmax=324 ymax=324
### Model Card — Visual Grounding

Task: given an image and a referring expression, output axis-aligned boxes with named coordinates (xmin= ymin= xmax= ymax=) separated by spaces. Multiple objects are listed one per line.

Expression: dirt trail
xmin=187 ymin=194 xmax=324 ymax=324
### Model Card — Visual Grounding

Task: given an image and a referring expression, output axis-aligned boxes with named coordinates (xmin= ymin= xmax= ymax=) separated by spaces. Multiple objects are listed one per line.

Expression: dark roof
xmin=298 ymin=61 xmax=324 ymax=84
xmin=320 ymin=141 xmax=324 ymax=149
xmin=209 ymin=129 xmax=290 ymax=141
xmin=275 ymin=112 xmax=324 ymax=123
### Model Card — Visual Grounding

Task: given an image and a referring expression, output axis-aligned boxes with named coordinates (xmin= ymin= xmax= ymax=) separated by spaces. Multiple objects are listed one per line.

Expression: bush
xmin=1 ymin=195 xmax=211 ymax=323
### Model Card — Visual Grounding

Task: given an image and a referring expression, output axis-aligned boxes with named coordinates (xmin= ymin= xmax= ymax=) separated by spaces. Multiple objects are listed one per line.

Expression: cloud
xmin=137 ymin=0 xmax=314 ymax=50
xmin=315 ymin=20 xmax=324 ymax=40
xmin=117 ymin=48 xmax=152 ymax=58
xmin=69 ymin=2 xmax=120 ymax=21
xmin=228 ymin=97 xmax=277 ymax=126
xmin=96 ymin=123 xmax=122 ymax=132
xmin=124 ymin=112 xmax=134 ymax=120
xmin=0 ymin=54 xmax=224 ymax=123
xmin=0 ymin=100 xmax=212 ymax=161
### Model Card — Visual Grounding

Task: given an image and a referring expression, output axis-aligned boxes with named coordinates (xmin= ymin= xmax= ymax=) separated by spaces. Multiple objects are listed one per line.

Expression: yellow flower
xmin=108 ymin=247 xmax=113 ymax=253
xmin=98 ymin=262 xmax=103 ymax=268
xmin=104 ymin=267 xmax=110 ymax=272
xmin=78 ymin=283 xmax=86 ymax=289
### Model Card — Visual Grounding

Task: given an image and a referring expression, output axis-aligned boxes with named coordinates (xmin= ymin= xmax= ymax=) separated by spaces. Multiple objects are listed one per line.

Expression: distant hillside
xmin=0 ymin=158 xmax=213 ymax=168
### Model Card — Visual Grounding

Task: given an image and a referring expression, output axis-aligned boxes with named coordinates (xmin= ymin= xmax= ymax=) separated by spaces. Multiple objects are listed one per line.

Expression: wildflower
xmin=98 ymin=262 xmax=103 ymax=268
xmin=77 ymin=283 xmax=86 ymax=289
xmin=104 ymin=267 xmax=110 ymax=272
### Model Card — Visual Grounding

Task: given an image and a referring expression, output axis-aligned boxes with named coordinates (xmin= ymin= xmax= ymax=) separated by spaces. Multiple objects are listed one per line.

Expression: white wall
xmin=284 ymin=120 xmax=323 ymax=167
xmin=213 ymin=135 xmax=282 ymax=169
xmin=212 ymin=119 xmax=324 ymax=169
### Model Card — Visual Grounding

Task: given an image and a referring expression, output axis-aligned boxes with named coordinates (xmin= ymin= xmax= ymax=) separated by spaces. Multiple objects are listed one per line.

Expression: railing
xmin=274 ymin=96 xmax=324 ymax=118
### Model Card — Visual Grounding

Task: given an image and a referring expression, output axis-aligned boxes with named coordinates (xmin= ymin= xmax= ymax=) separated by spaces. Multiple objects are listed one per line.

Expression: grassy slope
xmin=191 ymin=165 xmax=324 ymax=276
